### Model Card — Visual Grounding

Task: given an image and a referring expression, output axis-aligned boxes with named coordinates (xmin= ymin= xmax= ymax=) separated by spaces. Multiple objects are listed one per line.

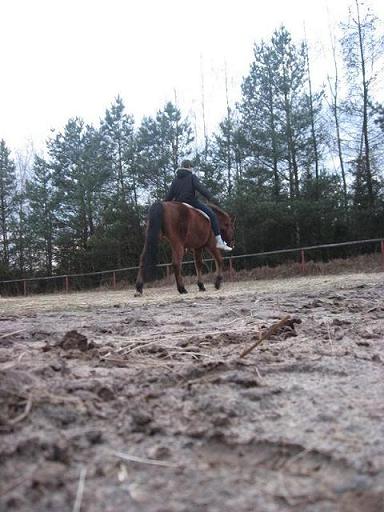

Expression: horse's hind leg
xmin=193 ymin=249 xmax=206 ymax=291
xmin=172 ymin=245 xmax=188 ymax=294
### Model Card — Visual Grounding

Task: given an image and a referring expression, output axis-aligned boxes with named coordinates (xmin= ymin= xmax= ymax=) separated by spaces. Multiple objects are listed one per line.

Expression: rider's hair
xmin=180 ymin=159 xmax=193 ymax=169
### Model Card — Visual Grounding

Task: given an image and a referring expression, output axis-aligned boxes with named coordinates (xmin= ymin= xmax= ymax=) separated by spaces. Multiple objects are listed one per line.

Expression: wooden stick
xmin=72 ymin=466 xmax=87 ymax=512
xmin=113 ymin=451 xmax=179 ymax=468
xmin=239 ymin=315 xmax=291 ymax=358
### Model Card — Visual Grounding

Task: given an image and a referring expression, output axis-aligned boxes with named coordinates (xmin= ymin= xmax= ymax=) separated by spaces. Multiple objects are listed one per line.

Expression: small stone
xmin=147 ymin=445 xmax=171 ymax=460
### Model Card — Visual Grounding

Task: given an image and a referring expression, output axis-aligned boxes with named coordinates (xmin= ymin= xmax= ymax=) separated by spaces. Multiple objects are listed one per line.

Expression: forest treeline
xmin=1 ymin=2 xmax=384 ymax=280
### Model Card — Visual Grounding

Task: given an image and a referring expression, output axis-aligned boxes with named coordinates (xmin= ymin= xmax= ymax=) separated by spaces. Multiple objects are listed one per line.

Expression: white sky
xmin=1 ymin=0 xmax=383 ymax=154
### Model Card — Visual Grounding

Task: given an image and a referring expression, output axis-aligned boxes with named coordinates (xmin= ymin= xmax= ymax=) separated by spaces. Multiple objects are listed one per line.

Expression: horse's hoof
xmin=134 ymin=291 xmax=142 ymax=297
xmin=214 ymin=276 xmax=223 ymax=290
xmin=178 ymin=287 xmax=188 ymax=294
xmin=198 ymin=282 xmax=206 ymax=292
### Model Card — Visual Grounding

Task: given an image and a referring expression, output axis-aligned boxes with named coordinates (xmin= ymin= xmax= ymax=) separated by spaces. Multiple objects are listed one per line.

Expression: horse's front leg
xmin=193 ymin=248 xmax=206 ymax=291
xmin=172 ymin=244 xmax=188 ymax=294
xmin=207 ymin=245 xmax=224 ymax=290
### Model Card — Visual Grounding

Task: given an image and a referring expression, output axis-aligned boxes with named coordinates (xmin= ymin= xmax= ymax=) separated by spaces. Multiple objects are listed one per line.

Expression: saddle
xmin=182 ymin=202 xmax=210 ymax=221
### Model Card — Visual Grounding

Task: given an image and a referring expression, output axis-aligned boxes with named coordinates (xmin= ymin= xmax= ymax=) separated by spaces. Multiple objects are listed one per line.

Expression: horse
xmin=135 ymin=201 xmax=235 ymax=295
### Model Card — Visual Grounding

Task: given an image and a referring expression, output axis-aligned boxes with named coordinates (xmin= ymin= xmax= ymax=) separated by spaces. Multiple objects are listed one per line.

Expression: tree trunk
xmin=305 ymin=42 xmax=320 ymax=198
xmin=356 ymin=0 xmax=374 ymax=206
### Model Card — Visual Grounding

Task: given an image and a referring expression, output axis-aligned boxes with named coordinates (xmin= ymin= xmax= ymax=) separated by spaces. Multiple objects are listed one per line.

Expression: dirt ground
xmin=1 ymin=272 xmax=384 ymax=512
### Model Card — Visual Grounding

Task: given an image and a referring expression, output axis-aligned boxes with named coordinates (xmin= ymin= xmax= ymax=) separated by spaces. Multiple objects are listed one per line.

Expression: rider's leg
xmin=192 ymin=200 xmax=220 ymax=236
xmin=193 ymin=201 xmax=232 ymax=252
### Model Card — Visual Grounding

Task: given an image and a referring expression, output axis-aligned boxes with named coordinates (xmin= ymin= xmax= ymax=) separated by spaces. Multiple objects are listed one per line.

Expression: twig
xmin=8 ymin=394 xmax=33 ymax=425
xmin=72 ymin=466 xmax=87 ymax=512
xmin=120 ymin=339 xmax=165 ymax=356
xmin=17 ymin=351 xmax=27 ymax=362
xmin=279 ymin=447 xmax=312 ymax=470
xmin=239 ymin=315 xmax=291 ymax=358
xmin=111 ymin=326 xmax=259 ymax=349
xmin=113 ymin=451 xmax=179 ymax=468
xmin=0 ymin=329 xmax=27 ymax=340
xmin=326 ymin=322 xmax=335 ymax=354
xmin=0 ymin=361 xmax=16 ymax=371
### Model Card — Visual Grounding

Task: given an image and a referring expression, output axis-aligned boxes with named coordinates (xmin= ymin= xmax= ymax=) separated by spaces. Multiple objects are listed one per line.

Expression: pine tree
xmin=137 ymin=102 xmax=194 ymax=200
xmin=26 ymin=156 xmax=56 ymax=275
xmin=100 ymin=96 xmax=138 ymax=205
xmin=48 ymin=118 xmax=109 ymax=272
xmin=0 ymin=140 xmax=16 ymax=270
xmin=271 ymin=27 xmax=312 ymax=200
xmin=12 ymin=144 xmax=35 ymax=275
xmin=240 ymin=39 xmax=284 ymax=200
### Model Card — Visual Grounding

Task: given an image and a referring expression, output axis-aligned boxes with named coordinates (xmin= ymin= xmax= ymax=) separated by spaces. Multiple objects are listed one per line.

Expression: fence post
xmin=23 ymin=280 xmax=27 ymax=297
xmin=300 ymin=249 xmax=305 ymax=273
xmin=65 ymin=275 xmax=69 ymax=293
xmin=112 ymin=271 xmax=116 ymax=289
xmin=229 ymin=257 xmax=234 ymax=281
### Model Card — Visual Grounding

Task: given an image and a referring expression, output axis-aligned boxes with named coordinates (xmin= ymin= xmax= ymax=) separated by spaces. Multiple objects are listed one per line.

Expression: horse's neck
xmin=211 ymin=205 xmax=227 ymax=224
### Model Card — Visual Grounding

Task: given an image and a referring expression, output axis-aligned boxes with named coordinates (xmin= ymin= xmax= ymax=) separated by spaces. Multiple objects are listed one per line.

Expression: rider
xmin=164 ymin=160 xmax=232 ymax=251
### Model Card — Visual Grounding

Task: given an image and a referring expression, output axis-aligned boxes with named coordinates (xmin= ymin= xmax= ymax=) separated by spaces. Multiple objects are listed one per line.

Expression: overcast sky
xmin=1 ymin=0 xmax=383 ymax=153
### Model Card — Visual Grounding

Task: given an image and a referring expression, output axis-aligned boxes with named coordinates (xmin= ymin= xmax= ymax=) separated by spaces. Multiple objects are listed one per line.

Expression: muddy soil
xmin=1 ymin=273 xmax=384 ymax=512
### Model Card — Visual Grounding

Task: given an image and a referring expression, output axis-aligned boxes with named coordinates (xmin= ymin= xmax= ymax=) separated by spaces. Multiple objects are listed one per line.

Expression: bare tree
xmin=341 ymin=0 xmax=384 ymax=206
xmin=326 ymin=25 xmax=348 ymax=209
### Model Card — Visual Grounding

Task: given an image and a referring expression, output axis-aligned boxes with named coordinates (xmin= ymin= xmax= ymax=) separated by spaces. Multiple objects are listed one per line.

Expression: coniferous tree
xmin=12 ymin=144 xmax=35 ymax=275
xmin=0 ymin=140 xmax=16 ymax=270
xmin=240 ymin=39 xmax=284 ymax=200
xmin=211 ymin=114 xmax=245 ymax=198
xmin=271 ymin=27 xmax=311 ymax=200
xmin=100 ymin=96 xmax=138 ymax=206
xmin=48 ymin=118 xmax=109 ymax=272
xmin=137 ymin=102 xmax=194 ymax=200
xmin=26 ymin=156 xmax=56 ymax=275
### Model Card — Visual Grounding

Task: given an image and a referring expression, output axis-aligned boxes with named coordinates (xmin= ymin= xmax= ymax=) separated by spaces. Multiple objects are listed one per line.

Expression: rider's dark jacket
xmin=164 ymin=169 xmax=213 ymax=205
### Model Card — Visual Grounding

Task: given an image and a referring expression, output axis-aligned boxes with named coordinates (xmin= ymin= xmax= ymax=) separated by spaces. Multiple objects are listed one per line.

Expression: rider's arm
xmin=164 ymin=181 xmax=176 ymax=201
xmin=192 ymin=175 xmax=214 ymax=202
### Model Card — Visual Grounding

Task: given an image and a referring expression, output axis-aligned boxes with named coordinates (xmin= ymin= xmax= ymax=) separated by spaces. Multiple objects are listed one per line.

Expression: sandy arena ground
xmin=1 ymin=272 xmax=384 ymax=512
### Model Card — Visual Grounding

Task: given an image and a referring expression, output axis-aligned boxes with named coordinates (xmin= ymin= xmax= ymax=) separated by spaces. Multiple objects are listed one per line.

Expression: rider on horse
xmin=164 ymin=160 xmax=232 ymax=251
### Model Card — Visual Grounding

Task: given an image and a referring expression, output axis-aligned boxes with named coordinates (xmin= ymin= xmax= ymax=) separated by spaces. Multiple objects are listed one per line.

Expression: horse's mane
xmin=208 ymin=203 xmax=229 ymax=218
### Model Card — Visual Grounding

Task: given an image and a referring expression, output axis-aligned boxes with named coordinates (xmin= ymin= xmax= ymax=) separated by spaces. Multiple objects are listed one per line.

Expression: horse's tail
xmin=142 ymin=201 xmax=163 ymax=282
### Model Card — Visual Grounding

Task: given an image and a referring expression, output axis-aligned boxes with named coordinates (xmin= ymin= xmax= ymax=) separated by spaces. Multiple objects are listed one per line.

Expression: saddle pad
xmin=182 ymin=202 xmax=210 ymax=221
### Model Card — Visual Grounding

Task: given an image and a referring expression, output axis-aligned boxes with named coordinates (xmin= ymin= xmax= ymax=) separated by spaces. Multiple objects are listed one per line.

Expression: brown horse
xmin=135 ymin=201 xmax=235 ymax=294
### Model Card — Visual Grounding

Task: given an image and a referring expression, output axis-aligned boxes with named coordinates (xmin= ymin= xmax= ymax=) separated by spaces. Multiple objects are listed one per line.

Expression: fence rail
xmin=1 ymin=237 xmax=383 ymax=296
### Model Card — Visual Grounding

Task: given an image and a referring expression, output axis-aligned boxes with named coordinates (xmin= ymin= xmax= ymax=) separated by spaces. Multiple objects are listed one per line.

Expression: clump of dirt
xmin=1 ymin=272 xmax=384 ymax=512
xmin=59 ymin=330 xmax=92 ymax=351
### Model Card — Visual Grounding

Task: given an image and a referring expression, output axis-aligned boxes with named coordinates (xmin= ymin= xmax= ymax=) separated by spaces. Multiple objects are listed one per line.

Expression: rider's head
xmin=180 ymin=160 xmax=193 ymax=171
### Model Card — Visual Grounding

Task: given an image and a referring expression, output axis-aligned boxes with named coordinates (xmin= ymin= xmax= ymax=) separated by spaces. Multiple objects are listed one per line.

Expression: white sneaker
xmin=215 ymin=235 xmax=233 ymax=251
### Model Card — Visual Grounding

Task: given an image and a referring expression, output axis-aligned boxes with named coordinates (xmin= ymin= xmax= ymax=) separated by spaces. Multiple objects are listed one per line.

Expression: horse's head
xmin=210 ymin=204 xmax=235 ymax=248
